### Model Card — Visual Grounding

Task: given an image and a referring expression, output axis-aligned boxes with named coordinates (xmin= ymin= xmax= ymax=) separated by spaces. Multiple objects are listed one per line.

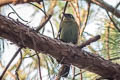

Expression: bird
xmin=58 ymin=13 xmax=79 ymax=78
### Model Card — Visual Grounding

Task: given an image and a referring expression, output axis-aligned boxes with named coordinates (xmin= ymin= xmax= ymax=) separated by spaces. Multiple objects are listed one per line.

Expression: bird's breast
xmin=60 ymin=20 xmax=78 ymax=44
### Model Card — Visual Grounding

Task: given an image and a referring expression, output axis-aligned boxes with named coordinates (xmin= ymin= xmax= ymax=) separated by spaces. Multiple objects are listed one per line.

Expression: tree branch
xmin=0 ymin=0 xmax=42 ymax=6
xmin=0 ymin=15 xmax=120 ymax=79
xmin=91 ymin=0 xmax=120 ymax=18
xmin=1 ymin=0 xmax=120 ymax=19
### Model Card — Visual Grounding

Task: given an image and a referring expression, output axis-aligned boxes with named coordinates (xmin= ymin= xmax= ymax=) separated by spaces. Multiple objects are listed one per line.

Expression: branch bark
xmin=91 ymin=0 xmax=120 ymax=18
xmin=1 ymin=0 xmax=120 ymax=18
xmin=0 ymin=15 xmax=120 ymax=79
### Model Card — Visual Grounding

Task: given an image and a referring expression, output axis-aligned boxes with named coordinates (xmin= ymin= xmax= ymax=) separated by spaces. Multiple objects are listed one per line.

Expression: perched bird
xmin=58 ymin=13 xmax=79 ymax=78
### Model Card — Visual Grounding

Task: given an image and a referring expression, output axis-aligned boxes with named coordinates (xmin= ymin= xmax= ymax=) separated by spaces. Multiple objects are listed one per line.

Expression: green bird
xmin=59 ymin=13 xmax=79 ymax=77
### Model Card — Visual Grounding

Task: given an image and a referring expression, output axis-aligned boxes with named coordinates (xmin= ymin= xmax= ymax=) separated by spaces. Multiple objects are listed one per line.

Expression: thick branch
xmin=91 ymin=0 xmax=120 ymax=18
xmin=0 ymin=15 xmax=120 ymax=79
xmin=1 ymin=0 xmax=120 ymax=18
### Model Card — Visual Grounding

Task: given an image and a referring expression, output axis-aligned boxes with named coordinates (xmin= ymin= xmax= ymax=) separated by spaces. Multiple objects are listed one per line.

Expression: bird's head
xmin=63 ymin=13 xmax=75 ymax=21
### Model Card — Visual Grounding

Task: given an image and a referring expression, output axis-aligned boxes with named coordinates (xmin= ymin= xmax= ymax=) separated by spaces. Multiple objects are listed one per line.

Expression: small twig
xmin=57 ymin=1 xmax=68 ymax=39
xmin=29 ymin=3 xmax=45 ymax=15
xmin=8 ymin=12 xmax=17 ymax=21
xmin=110 ymin=57 xmax=120 ymax=61
xmin=70 ymin=1 xmax=81 ymax=26
xmin=59 ymin=57 xmax=65 ymax=64
xmin=36 ymin=52 xmax=42 ymax=80
xmin=36 ymin=15 xmax=52 ymax=32
xmin=42 ymin=0 xmax=46 ymax=13
xmin=32 ymin=28 xmax=42 ymax=80
xmin=116 ymin=1 xmax=120 ymax=8
xmin=72 ymin=66 xmax=75 ymax=80
xmin=105 ymin=23 xmax=110 ymax=60
xmin=55 ymin=57 xmax=65 ymax=80
xmin=8 ymin=4 xmax=28 ymax=22
xmin=0 ymin=47 xmax=22 ymax=79
xmin=105 ymin=1 xmax=120 ymax=32
xmin=113 ymin=1 xmax=120 ymax=17
xmin=106 ymin=11 xmax=120 ymax=32
xmin=62 ymin=1 xmax=69 ymax=19
xmin=0 ymin=61 xmax=16 ymax=79
xmin=80 ymin=1 xmax=91 ymax=36
xmin=15 ymin=50 xmax=23 ymax=80
xmin=30 ymin=3 xmax=55 ymax=38
xmin=8 ymin=12 xmax=30 ymax=28
xmin=76 ymin=0 xmax=81 ymax=26
xmin=23 ymin=53 xmax=37 ymax=58
xmin=41 ymin=0 xmax=46 ymax=35
xmin=80 ymin=69 xmax=83 ymax=80
xmin=50 ymin=19 xmax=55 ymax=38
xmin=79 ymin=35 xmax=101 ymax=49
xmin=72 ymin=70 xmax=86 ymax=80
xmin=44 ymin=56 xmax=52 ymax=80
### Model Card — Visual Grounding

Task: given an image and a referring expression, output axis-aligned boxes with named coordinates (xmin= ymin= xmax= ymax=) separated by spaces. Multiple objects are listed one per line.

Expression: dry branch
xmin=91 ymin=0 xmax=120 ymax=18
xmin=0 ymin=0 xmax=42 ymax=6
xmin=0 ymin=15 xmax=120 ymax=79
